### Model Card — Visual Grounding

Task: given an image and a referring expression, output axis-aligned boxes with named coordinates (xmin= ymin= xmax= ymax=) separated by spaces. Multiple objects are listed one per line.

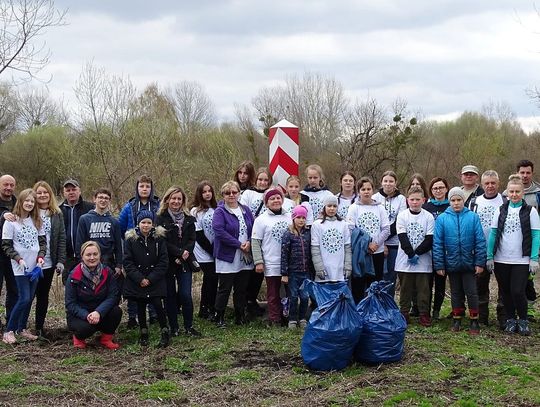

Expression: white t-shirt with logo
xmin=301 ymin=189 xmax=334 ymax=221
xmin=240 ymin=189 xmax=266 ymax=219
xmin=472 ymin=194 xmax=504 ymax=240
xmin=252 ymin=211 xmax=291 ymax=277
xmin=336 ymin=194 xmax=357 ymax=219
xmin=190 ymin=207 xmax=215 ymax=263
xmin=491 ymin=205 xmax=540 ymax=265
xmin=311 ymin=218 xmax=351 ymax=282
xmin=346 ymin=202 xmax=390 ymax=254
xmin=2 ymin=217 xmax=46 ymax=276
xmin=372 ymin=192 xmax=407 ymax=246
xmin=395 ymin=209 xmax=434 ymax=273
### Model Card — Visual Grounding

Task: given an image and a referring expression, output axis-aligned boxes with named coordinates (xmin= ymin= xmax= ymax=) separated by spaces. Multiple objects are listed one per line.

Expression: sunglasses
xmin=224 ymin=190 xmax=239 ymax=196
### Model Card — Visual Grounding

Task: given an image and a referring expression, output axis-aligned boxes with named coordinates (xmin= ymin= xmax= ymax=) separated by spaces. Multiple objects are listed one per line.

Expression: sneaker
xmin=517 ymin=319 xmax=531 ymax=336
xmin=2 ymin=331 xmax=16 ymax=344
xmin=19 ymin=329 xmax=38 ymax=341
xmin=299 ymin=319 xmax=308 ymax=329
xmin=185 ymin=327 xmax=201 ymax=337
xmin=419 ymin=314 xmax=432 ymax=327
xmin=504 ymin=319 xmax=518 ymax=334
xmin=126 ymin=318 xmax=138 ymax=329
xmin=288 ymin=321 xmax=297 ymax=329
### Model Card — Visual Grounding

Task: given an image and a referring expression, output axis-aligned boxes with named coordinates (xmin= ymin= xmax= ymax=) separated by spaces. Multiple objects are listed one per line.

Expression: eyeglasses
xmin=431 ymin=186 xmax=446 ymax=191
xmin=223 ymin=191 xmax=239 ymax=196
xmin=96 ymin=196 xmax=111 ymax=201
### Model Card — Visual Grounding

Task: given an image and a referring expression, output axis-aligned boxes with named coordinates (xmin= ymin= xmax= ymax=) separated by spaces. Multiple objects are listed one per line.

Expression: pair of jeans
xmin=127 ymin=300 xmax=157 ymax=320
xmin=0 ymin=257 xmax=17 ymax=321
xmin=6 ymin=275 xmax=38 ymax=332
xmin=67 ymin=306 xmax=122 ymax=339
xmin=165 ymin=270 xmax=193 ymax=332
xmin=494 ymin=263 xmax=529 ymax=320
xmin=383 ymin=246 xmax=398 ymax=297
xmin=288 ymin=273 xmax=309 ymax=322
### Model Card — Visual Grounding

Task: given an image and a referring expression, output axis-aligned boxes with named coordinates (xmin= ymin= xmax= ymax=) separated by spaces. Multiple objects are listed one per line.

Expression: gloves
xmin=486 ymin=259 xmax=495 ymax=273
xmin=344 ymin=268 xmax=351 ymax=279
xmin=55 ymin=262 xmax=65 ymax=275
xmin=316 ymin=269 xmax=326 ymax=280
xmin=407 ymin=255 xmax=420 ymax=266
xmin=529 ymin=260 xmax=539 ymax=276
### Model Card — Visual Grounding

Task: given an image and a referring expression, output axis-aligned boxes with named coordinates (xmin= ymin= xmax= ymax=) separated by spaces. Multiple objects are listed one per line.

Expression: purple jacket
xmin=212 ymin=202 xmax=254 ymax=263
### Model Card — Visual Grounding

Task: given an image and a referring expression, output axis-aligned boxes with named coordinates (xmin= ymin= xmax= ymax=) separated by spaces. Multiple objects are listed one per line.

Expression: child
xmin=2 ymin=189 xmax=46 ymax=344
xmin=346 ymin=176 xmax=390 ymax=302
xmin=433 ymin=187 xmax=486 ymax=334
xmin=395 ymin=187 xmax=435 ymax=326
xmin=311 ymin=196 xmax=352 ymax=283
xmin=336 ymin=171 xmax=357 ymax=219
xmin=251 ymin=188 xmax=292 ymax=326
xmin=190 ymin=181 xmax=218 ymax=319
xmin=285 ymin=175 xmax=313 ymax=226
xmin=301 ymin=164 xmax=334 ymax=220
xmin=123 ymin=211 xmax=170 ymax=347
xmin=281 ymin=205 xmax=312 ymax=329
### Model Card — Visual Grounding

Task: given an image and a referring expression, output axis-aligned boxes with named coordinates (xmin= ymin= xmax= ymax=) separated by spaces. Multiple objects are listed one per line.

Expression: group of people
xmin=0 ymin=158 xmax=537 ymax=350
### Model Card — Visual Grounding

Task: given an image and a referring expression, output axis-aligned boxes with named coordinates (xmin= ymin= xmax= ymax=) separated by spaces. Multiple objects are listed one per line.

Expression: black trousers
xmin=476 ymin=270 xmax=491 ymax=322
xmin=215 ymin=270 xmax=250 ymax=312
xmin=0 ymin=257 xmax=17 ymax=321
xmin=67 ymin=306 xmax=122 ymax=339
xmin=34 ymin=267 xmax=55 ymax=330
xmin=351 ymin=252 xmax=384 ymax=303
xmin=199 ymin=262 xmax=218 ymax=312
xmin=246 ymin=268 xmax=263 ymax=304
xmin=430 ymin=271 xmax=447 ymax=313
xmin=136 ymin=297 xmax=167 ymax=329
xmin=494 ymin=263 xmax=529 ymax=320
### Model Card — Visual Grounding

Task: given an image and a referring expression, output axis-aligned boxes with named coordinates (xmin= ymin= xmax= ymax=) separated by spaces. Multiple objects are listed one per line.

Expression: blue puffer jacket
xmin=281 ymin=227 xmax=313 ymax=277
xmin=433 ymin=206 xmax=486 ymax=273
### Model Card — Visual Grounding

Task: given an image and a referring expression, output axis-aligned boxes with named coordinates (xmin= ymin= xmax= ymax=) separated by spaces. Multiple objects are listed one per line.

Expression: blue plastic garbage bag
xmin=25 ymin=266 xmax=43 ymax=282
xmin=355 ymin=280 xmax=407 ymax=364
xmin=301 ymin=281 xmax=363 ymax=371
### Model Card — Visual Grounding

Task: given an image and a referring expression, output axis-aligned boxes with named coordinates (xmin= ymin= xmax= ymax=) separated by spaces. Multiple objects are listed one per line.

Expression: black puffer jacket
xmin=123 ymin=226 xmax=168 ymax=299
xmin=156 ymin=211 xmax=196 ymax=274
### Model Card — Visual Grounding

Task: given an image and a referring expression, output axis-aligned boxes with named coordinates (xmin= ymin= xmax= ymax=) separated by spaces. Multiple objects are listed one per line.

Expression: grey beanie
xmin=448 ymin=187 xmax=465 ymax=201
xmin=323 ymin=195 xmax=339 ymax=207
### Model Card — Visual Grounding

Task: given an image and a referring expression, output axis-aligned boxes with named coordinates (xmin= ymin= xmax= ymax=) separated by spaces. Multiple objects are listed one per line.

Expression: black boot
xmin=139 ymin=328 xmax=149 ymax=346
xmin=215 ymin=310 xmax=226 ymax=328
xmin=234 ymin=308 xmax=246 ymax=325
xmin=198 ymin=305 xmax=210 ymax=319
xmin=157 ymin=327 xmax=170 ymax=348
xmin=451 ymin=317 xmax=461 ymax=332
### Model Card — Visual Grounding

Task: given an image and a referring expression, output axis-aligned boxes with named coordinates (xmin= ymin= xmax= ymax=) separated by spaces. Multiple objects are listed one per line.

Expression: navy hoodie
xmin=76 ymin=210 xmax=123 ymax=268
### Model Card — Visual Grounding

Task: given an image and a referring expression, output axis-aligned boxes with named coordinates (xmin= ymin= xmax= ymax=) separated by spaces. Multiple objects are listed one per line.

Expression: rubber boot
xmin=215 ymin=310 xmax=226 ymax=328
xmin=157 ymin=327 xmax=170 ymax=348
xmin=99 ymin=333 xmax=120 ymax=350
xmin=469 ymin=319 xmax=480 ymax=335
xmin=139 ymin=328 xmax=149 ymax=346
xmin=73 ymin=335 xmax=87 ymax=349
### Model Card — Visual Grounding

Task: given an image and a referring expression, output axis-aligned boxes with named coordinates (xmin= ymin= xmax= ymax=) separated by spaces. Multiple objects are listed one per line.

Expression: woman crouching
xmin=65 ymin=241 xmax=122 ymax=349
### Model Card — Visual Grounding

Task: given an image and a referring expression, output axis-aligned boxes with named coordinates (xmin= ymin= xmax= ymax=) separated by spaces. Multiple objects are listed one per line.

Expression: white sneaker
xmin=299 ymin=319 xmax=308 ymax=329
xmin=3 ymin=331 xmax=16 ymax=344
xmin=288 ymin=321 xmax=298 ymax=329
xmin=19 ymin=329 xmax=38 ymax=341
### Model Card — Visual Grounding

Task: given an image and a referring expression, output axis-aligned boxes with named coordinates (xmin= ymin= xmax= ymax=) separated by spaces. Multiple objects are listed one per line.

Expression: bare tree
xmin=0 ymin=0 xmax=66 ymax=82
xmin=169 ymin=81 xmax=216 ymax=136
xmin=0 ymin=82 xmax=18 ymax=141
xmin=15 ymin=84 xmax=62 ymax=129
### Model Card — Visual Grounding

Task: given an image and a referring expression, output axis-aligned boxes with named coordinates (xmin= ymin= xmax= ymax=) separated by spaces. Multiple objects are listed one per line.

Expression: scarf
xmin=82 ymin=262 xmax=103 ymax=290
xmin=168 ymin=209 xmax=184 ymax=239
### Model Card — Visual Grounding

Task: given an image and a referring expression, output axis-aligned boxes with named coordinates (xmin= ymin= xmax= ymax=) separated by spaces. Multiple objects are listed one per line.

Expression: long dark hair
xmin=190 ymin=180 xmax=217 ymax=214
xmin=234 ymin=161 xmax=256 ymax=190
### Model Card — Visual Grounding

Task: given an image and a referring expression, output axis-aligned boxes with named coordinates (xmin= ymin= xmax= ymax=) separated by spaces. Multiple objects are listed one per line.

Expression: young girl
xmin=433 ymin=187 xmax=486 ymax=334
xmin=311 ymin=196 xmax=352 ymax=283
xmin=346 ymin=177 xmax=390 ymax=302
xmin=252 ymin=188 xmax=291 ymax=326
xmin=373 ymin=171 xmax=407 ymax=296
xmin=281 ymin=205 xmax=312 ymax=329
xmin=406 ymin=173 xmax=428 ymax=201
xmin=336 ymin=171 xmax=357 ymax=219
xmin=395 ymin=187 xmax=435 ymax=326
xmin=487 ymin=175 xmax=540 ymax=336
xmin=301 ymin=164 xmax=334 ymax=220
xmin=284 ymin=175 xmax=313 ymax=226
xmin=2 ymin=189 xmax=46 ymax=344
xmin=123 ymin=211 xmax=170 ymax=347
xmin=33 ymin=180 xmax=67 ymax=338
xmin=234 ymin=161 xmax=256 ymax=194
xmin=190 ymin=181 xmax=218 ymax=319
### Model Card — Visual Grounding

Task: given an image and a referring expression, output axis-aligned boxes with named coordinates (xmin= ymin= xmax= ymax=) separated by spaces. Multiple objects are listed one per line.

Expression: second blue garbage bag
xmin=301 ymin=280 xmax=363 ymax=371
xmin=355 ymin=280 xmax=407 ymax=364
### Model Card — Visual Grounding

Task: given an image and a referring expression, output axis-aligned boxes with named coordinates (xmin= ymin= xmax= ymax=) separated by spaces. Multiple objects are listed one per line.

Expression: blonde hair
xmin=13 ymin=189 xmax=42 ymax=229
xmin=306 ymin=164 xmax=326 ymax=187
xmin=220 ymin=181 xmax=240 ymax=196
xmin=507 ymin=174 xmax=523 ymax=188
xmin=33 ymin=180 xmax=61 ymax=215
xmin=157 ymin=186 xmax=190 ymax=216
xmin=80 ymin=240 xmax=101 ymax=257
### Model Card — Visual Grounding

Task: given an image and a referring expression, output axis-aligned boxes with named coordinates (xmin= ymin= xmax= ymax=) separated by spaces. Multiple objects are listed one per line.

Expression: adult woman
xmin=373 ymin=171 xmax=407 ymax=296
xmin=487 ymin=175 xmax=540 ymax=335
xmin=65 ymin=241 xmax=122 ymax=349
xmin=422 ymin=177 xmax=450 ymax=319
xmin=156 ymin=186 xmax=200 ymax=337
xmin=234 ymin=161 xmax=256 ymax=193
xmin=33 ymin=180 xmax=67 ymax=338
xmin=123 ymin=210 xmax=170 ymax=347
xmin=213 ymin=181 xmax=254 ymax=327
xmin=2 ymin=189 xmax=46 ymax=344
xmin=336 ymin=171 xmax=357 ymax=219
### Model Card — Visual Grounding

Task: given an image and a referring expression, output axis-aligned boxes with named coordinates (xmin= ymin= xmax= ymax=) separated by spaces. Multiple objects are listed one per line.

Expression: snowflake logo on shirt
xmin=250 ymin=198 xmax=266 ymax=217
xmin=310 ymin=197 xmax=324 ymax=218
xmin=271 ymin=221 xmax=289 ymax=243
xmin=41 ymin=214 xmax=51 ymax=236
xmin=356 ymin=212 xmax=381 ymax=236
xmin=202 ymin=211 xmax=214 ymax=239
xmin=407 ymin=222 xmax=425 ymax=248
xmin=477 ymin=206 xmax=496 ymax=231
xmin=338 ymin=203 xmax=350 ymax=218
xmin=235 ymin=212 xmax=248 ymax=237
xmin=384 ymin=201 xmax=397 ymax=222
xmin=503 ymin=212 xmax=521 ymax=234
xmin=17 ymin=224 xmax=38 ymax=250
xmin=321 ymin=227 xmax=344 ymax=254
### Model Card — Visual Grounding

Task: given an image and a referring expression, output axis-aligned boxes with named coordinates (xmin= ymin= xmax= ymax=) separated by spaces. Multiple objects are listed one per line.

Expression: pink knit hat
xmin=292 ymin=205 xmax=308 ymax=219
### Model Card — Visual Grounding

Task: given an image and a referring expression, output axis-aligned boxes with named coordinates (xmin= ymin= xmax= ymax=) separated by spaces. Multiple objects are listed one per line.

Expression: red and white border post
xmin=269 ymin=119 xmax=299 ymax=191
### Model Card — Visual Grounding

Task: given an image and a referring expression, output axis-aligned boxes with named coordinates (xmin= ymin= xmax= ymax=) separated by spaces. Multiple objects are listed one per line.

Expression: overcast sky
xmin=33 ymin=1 xmax=540 ymax=131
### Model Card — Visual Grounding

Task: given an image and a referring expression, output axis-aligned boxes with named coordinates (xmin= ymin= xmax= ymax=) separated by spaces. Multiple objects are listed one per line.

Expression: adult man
xmin=460 ymin=165 xmax=484 ymax=208
xmin=0 ymin=174 xmax=17 ymax=325
xmin=76 ymin=188 xmax=123 ymax=275
xmin=60 ymin=179 xmax=94 ymax=283
xmin=469 ymin=170 xmax=506 ymax=327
